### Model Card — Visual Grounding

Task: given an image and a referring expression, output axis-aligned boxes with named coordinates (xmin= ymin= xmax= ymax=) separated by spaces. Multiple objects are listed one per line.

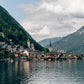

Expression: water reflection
xmin=0 ymin=60 xmax=84 ymax=84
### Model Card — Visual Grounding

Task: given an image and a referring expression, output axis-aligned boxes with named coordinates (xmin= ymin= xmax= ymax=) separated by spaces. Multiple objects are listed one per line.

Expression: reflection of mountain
xmin=51 ymin=26 xmax=84 ymax=54
xmin=39 ymin=37 xmax=63 ymax=47
xmin=0 ymin=6 xmax=44 ymax=51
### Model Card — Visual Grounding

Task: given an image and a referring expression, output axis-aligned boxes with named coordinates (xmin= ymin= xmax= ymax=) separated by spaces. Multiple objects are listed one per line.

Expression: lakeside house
xmin=44 ymin=51 xmax=78 ymax=60
xmin=0 ymin=42 xmax=5 ymax=46
xmin=0 ymin=42 xmax=7 ymax=51
xmin=0 ymin=32 xmax=4 ymax=37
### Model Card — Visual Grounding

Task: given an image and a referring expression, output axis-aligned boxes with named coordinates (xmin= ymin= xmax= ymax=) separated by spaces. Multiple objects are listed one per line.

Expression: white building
xmin=0 ymin=32 xmax=4 ymax=37
xmin=31 ymin=43 xmax=35 ymax=51
xmin=27 ymin=39 xmax=30 ymax=48
xmin=23 ymin=50 xmax=29 ymax=56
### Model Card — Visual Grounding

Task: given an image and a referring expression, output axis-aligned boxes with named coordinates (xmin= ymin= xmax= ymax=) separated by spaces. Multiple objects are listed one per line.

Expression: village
xmin=0 ymin=32 xmax=84 ymax=62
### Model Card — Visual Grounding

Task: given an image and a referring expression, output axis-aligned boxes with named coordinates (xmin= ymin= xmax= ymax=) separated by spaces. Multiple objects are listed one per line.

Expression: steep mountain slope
xmin=51 ymin=26 xmax=84 ymax=54
xmin=39 ymin=37 xmax=63 ymax=47
xmin=0 ymin=6 xmax=44 ymax=51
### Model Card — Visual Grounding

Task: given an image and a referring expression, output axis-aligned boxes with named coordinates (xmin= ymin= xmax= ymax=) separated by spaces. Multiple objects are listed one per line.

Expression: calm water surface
xmin=0 ymin=60 xmax=84 ymax=84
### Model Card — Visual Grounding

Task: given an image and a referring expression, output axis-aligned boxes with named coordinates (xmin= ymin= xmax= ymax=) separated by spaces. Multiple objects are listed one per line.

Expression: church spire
xmin=49 ymin=39 xmax=51 ymax=47
xmin=49 ymin=39 xmax=52 ymax=52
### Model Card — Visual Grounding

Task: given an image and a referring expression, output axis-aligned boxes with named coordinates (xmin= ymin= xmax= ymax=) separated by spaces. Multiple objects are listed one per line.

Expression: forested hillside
xmin=0 ymin=6 xmax=44 ymax=51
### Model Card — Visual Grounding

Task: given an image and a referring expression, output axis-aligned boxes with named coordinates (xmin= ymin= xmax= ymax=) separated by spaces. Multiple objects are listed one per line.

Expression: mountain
xmin=0 ymin=6 xmax=44 ymax=51
xmin=51 ymin=26 xmax=84 ymax=54
xmin=39 ymin=37 xmax=63 ymax=47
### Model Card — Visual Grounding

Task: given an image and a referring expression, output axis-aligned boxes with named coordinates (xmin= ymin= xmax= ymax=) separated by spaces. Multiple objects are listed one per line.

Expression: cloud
xmin=37 ymin=26 xmax=50 ymax=35
xmin=18 ymin=0 xmax=84 ymax=41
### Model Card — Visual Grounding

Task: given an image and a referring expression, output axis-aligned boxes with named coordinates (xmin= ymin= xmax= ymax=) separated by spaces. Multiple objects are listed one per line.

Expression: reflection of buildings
xmin=14 ymin=61 xmax=30 ymax=83
xmin=15 ymin=62 xmax=18 ymax=75
xmin=23 ymin=62 xmax=30 ymax=73
xmin=68 ymin=60 xmax=71 ymax=69
xmin=74 ymin=60 xmax=77 ymax=69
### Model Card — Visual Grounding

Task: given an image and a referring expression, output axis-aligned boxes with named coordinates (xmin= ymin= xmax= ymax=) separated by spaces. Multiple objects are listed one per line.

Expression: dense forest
xmin=0 ymin=6 xmax=44 ymax=51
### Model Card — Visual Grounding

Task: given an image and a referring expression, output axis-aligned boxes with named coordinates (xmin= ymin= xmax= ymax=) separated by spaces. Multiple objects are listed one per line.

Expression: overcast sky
xmin=0 ymin=0 xmax=84 ymax=41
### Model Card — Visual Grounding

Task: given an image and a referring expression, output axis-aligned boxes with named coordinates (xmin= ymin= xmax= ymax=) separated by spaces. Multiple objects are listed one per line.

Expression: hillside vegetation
xmin=0 ymin=6 xmax=44 ymax=51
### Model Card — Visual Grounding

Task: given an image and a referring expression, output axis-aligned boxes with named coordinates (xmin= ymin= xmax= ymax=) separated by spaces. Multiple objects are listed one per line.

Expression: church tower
xmin=31 ymin=43 xmax=35 ymax=51
xmin=49 ymin=39 xmax=52 ymax=52
xmin=27 ymin=39 xmax=30 ymax=48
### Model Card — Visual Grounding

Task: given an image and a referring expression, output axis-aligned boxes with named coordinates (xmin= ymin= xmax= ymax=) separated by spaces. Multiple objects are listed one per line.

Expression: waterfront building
xmin=23 ymin=50 xmax=29 ymax=56
xmin=0 ymin=44 xmax=7 ymax=51
xmin=0 ymin=42 xmax=7 ymax=51
xmin=9 ymin=39 xmax=13 ymax=45
xmin=6 ymin=45 xmax=13 ymax=52
xmin=14 ymin=52 xmax=20 ymax=57
xmin=28 ymin=51 xmax=37 ymax=59
xmin=0 ymin=42 xmax=5 ymax=45
xmin=57 ymin=50 xmax=66 ymax=53
xmin=0 ymin=32 xmax=4 ymax=37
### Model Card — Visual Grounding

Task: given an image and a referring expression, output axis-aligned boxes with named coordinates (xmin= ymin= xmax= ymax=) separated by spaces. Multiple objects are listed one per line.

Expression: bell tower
xmin=27 ymin=39 xmax=30 ymax=48
xmin=31 ymin=43 xmax=35 ymax=51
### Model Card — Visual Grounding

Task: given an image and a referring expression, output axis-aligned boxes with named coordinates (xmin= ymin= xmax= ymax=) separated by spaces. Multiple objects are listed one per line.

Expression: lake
xmin=0 ymin=60 xmax=84 ymax=84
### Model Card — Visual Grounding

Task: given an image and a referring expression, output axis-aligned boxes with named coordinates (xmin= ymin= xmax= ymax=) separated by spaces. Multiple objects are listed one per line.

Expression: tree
xmin=8 ymin=52 xmax=15 ymax=59
xmin=44 ymin=48 xmax=49 ymax=55
xmin=0 ymin=51 xmax=5 ymax=59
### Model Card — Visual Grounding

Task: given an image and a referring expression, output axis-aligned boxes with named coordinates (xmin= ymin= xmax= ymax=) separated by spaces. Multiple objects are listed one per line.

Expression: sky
xmin=0 ymin=0 xmax=84 ymax=42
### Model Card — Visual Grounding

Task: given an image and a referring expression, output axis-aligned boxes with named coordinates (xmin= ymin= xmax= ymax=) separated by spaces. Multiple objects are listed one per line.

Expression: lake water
xmin=0 ymin=60 xmax=84 ymax=84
